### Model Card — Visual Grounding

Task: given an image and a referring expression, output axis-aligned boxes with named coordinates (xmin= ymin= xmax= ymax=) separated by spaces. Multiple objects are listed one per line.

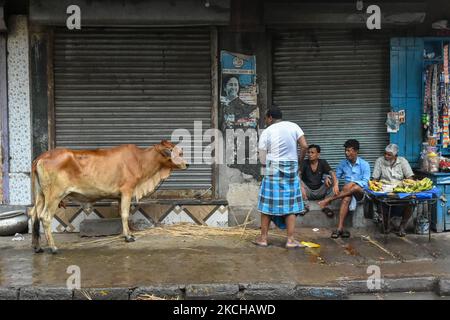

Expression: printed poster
xmin=220 ymin=51 xmax=258 ymax=129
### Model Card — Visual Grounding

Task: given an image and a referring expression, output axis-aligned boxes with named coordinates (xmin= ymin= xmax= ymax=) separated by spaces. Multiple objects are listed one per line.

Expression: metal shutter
xmin=53 ymin=28 xmax=212 ymax=190
xmin=272 ymin=29 xmax=390 ymax=169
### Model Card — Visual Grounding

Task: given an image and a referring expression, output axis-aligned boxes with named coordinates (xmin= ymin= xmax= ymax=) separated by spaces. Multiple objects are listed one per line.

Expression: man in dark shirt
xmin=300 ymin=145 xmax=339 ymax=217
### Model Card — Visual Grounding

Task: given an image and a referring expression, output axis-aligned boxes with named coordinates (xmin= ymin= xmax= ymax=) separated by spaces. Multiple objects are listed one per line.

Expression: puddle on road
xmin=0 ymin=244 xmax=338 ymax=287
xmin=350 ymin=292 xmax=450 ymax=300
xmin=305 ymin=248 xmax=326 ymax=264
xmin=343 ymin=244 xmax=359 ymax=256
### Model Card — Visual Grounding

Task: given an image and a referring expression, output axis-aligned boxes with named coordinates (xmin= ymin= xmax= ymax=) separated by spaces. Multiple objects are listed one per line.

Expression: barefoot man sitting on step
xmin=318 ymin=139 xmax=370 ymax=239
xmin=300 ymin=144 xmax=339 ymax=217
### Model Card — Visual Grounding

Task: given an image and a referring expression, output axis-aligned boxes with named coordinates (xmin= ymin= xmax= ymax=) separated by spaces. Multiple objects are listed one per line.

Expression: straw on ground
xmin=71 ymin=222 xmax=287 ymax=248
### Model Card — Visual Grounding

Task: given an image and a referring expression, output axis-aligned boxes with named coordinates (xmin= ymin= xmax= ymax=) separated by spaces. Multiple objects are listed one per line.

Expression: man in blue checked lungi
xmin=254 ymin=107 xmax=309 ymax=248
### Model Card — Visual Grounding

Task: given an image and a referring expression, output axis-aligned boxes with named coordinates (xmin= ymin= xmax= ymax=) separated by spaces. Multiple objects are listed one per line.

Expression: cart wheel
xmin=363 ymin=197 xmax=374 ymax=219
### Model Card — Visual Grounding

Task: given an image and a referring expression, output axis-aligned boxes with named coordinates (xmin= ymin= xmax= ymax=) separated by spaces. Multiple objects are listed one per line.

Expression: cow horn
xmin=160 ymin=140 xmax=174 ymax=147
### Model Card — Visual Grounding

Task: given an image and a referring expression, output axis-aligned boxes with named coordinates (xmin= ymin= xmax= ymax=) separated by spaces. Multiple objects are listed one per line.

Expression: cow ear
xmin=160 ymin=147 xmax=172 ymax=158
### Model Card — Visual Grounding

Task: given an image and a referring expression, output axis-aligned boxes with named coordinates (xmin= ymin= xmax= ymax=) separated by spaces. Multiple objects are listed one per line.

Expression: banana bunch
xmin=393 ymin=178 xmax=433 ymax=193
xmin=402 ymin=178 xmax=416 ymax=186
xmin=415 ymin=178 xmax=433 ymax=191
xmin=369 ymin=180 xmax=383 ymax=191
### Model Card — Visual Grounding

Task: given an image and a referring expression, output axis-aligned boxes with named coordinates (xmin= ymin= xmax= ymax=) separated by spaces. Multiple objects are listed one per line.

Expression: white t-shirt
xmin=258 ymin=121 xmax=304 ymax=162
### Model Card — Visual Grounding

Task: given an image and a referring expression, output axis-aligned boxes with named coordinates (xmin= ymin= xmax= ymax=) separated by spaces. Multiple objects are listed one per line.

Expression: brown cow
xmin=29 ymin=140 xmax=188 ymax=254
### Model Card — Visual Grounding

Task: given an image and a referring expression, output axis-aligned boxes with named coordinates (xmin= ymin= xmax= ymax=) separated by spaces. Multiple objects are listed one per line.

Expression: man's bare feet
xmin=318 ymin=198 xmax=331 ymax=209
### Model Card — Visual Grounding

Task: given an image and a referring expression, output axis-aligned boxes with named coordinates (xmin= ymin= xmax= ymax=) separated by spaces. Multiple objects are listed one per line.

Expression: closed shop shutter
xmin=272 ymin=29 xmax=390 ymax=169
xmin=53 ymin=28 xmax=212 ymax=190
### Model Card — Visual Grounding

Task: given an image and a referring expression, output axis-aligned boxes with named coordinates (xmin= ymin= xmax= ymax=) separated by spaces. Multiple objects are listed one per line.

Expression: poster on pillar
xmin=220 ymin=51 xmax=258 ymax=130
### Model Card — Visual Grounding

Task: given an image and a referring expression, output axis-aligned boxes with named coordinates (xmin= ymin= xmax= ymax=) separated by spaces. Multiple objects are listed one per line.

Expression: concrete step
xmin=80 ymin=218 xmax=123 ymax=237
xmin=297 ymin=201 xmax=374 ymax=229
xmin=298 ymin=201 xmax=344 ymax=228
xmin=229 ymin=201 xmax=375 ymax=230
xmin=296 ymin=209 xmax=338 ymax=228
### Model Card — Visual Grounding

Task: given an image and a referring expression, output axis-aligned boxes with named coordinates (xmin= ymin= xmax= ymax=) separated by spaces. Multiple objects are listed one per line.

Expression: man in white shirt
xmin=255 ymin=107 xmax=308 ymax=248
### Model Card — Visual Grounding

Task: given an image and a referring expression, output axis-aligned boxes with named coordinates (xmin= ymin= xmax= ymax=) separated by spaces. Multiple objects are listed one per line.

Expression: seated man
xmin=300 ymin=144 xmax=339 ymax=217
xmin=372 ymin=143 xmax=414 ymax=237
xmin=318 ymin=139 xmax=370 ymax=238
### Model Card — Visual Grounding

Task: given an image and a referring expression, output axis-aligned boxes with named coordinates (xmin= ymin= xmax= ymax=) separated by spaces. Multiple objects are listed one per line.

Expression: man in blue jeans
xmin=318 ymin=139 xmax=370 ymax=238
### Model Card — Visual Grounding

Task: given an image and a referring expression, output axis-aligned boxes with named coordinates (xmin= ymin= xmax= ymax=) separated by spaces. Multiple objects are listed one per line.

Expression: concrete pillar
xmin=7 ymin=16 xmax=32 ymax=205
xmin=0 ymin=33 xmax=7 ymax=203
xmin=218 ymin=0 xmax=269 ymax=226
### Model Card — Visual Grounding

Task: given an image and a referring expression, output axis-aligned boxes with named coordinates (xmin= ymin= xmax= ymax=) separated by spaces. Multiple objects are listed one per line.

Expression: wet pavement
xmin=1 ymin=226 xmax=450 ymax=298
xmin=349 ymin=292 xmax=450 ymax=300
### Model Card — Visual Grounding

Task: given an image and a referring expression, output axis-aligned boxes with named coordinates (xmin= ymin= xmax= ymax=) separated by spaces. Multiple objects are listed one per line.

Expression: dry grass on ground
xmin=71 ymin=219 xmax=287 ymax=248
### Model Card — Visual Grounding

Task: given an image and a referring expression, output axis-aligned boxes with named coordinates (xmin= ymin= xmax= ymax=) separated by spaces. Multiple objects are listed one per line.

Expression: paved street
xmin=1 ymin=225 xmax=450 ymax=299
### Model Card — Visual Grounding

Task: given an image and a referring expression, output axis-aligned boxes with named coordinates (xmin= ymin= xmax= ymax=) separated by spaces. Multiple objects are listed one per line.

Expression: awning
xmin=265 ymin=2 xmax=427 ymax=27
xmin=29 ymin=0 xmax=230 ymax=27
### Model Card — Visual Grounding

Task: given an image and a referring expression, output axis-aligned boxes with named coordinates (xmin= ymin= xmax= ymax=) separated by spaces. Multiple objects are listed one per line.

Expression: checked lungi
xmin=257 ymin=160 xmax=304 ymax=229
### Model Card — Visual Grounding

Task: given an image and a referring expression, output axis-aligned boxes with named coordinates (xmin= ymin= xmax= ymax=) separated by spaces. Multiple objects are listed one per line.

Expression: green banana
xmin=392 ymin=178 xmax=433 ymax=193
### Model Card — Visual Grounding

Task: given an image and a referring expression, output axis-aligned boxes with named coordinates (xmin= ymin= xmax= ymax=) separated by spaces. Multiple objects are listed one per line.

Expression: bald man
xmin=372 ymin=144 xmax=414 ymax=237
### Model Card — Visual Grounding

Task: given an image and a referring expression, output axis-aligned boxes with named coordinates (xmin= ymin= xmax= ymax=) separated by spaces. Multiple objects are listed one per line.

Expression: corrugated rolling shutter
xmin=53 ymin=28 xmax=212 ymax=190
xmin=272 ymin=29 xmax=390 ymax=169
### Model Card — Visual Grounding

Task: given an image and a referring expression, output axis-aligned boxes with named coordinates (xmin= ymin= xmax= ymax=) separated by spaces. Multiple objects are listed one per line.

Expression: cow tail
xmin=30 ymin=159 xmax=42 ymax=238
xmin=31 ymin=160 xmax=37 ymax=203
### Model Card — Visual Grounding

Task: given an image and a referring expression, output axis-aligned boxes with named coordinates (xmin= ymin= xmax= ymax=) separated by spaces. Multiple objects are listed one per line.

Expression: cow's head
xmin=156 ymin=140 xmax=189 ymax=170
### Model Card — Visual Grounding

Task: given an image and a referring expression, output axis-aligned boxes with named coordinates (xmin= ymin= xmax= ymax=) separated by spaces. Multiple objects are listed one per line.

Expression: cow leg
xmin=31 ymin=208 xmax=44 ymax=253
xmin=31 ymin=192 xmax=45 ymax=253
xmin=30 ymin=206 xmax=43 ymax=253
xmin=120 ymin=192 xmax=134 ymax=242
xmin=40 ymin=200 xmax=60 ymax=254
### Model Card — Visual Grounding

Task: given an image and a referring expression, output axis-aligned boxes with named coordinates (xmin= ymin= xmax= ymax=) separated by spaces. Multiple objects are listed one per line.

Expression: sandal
xmin=341 ymin=230 xmax=351 ymax=238
xmin=285 ymin=239 xmax=306 ymax=249
xmin=300 ymin=205 xmax=310 ymax=216
xmin=397 ymin=227 xmax=406 ymax=237
xmin=322 ymin=207 xmax=334 ymax=218
xmin=252 ymin=239 xmax=268 ymax=247
xmin=331 ymin=229 xmax=343 ymax=239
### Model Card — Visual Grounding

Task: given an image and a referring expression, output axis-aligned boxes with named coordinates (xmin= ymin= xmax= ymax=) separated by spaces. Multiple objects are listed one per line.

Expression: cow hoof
xmin=50 ymin=248 xmax=59 ymax=254
xmin=34 ymin=247 xmax=44 ymax=254
xmin=125 ymin=235 xmax=135 ymax=243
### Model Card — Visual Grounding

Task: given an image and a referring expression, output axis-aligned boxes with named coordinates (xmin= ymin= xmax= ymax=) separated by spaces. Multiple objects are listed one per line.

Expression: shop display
xmin=439 ymin=157 xmax=450 ymax=171
xmin=398 ymin=38 xmax=450 ymax=232
xmin=420 ymin=143 xmax=440 ymax=172
xmin=422 ymin=41 xmax=450 ymax=172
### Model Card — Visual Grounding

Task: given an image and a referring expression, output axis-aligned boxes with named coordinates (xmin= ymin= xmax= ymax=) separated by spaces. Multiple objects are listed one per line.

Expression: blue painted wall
xmin=390 ymin=37 xmax=424 ymax=168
